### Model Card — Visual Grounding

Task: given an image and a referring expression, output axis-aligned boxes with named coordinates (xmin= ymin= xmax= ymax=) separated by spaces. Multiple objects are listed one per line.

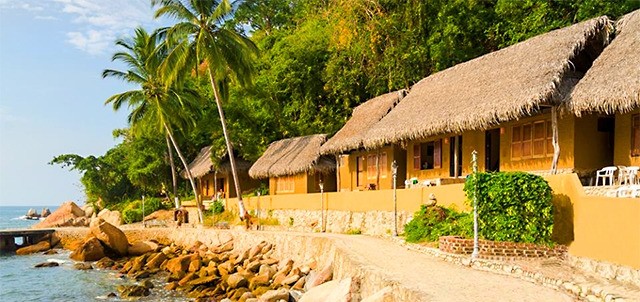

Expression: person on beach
xmin=175 ymin=208 xmax=184 ymax=227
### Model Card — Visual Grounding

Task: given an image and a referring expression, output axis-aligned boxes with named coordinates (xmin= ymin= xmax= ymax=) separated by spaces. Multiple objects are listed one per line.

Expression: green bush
xmin=464 ymin=171 xmax=554 ymax=244
xmin=122 ymin=208 xmax=143 ymax=224
xmin=404 ymin=205 xmax=472 ymax=243
xmin=211 ymin=200 xmax=225 ymax=214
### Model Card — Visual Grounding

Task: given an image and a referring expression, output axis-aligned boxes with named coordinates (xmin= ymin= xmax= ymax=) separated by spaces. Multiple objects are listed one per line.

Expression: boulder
xmin=227 ymin=273 xmax=248 ymax=289
xmin=97 ymin=209 xmax=123 ymax=226
xmin=299 ymin=278 xmax=356 ymax=302
xmin=89 ymin=218 xmax=128 ymax=256
xmin=82 ymin=205 xmax=95 ymax=218
xmin=70 ymin=237 xmax=105 ymax=261
xmin=305 ymin=262 xmax=333 ymax=290
xmin=16 ymin=241 xmax=50 ymax=255
xmin=165 ymin=254 xmax=198 ymax=275
xmin=33 ymin=201 xmax=85 ymax=228
xmin=145 ymin=252 xmax=167 ymax=269
xmin=27 ymin=208 xmax=39 ymax=218
xmin=128 ymin=241 xmax=159 ymax=256
xmin=35 ymin=261 xmax=59 ymax=268
xmin=41 ymin=208 xmax=51 ymax=218
xmin=361 ymin=286 xmax=394 ymax=302
xmin=259 ymin=288 xmax=289 ymax=302
xmin=94 ymin=257 xmax=115 ymax=269
xmin=117 ymin=285 xmax=150 ymax=297
xmin=74 ymin=262 xmax=93 ymax=270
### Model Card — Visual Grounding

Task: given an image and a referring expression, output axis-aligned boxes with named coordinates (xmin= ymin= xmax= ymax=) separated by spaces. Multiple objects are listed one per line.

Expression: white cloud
xmin=35 ymin=15 xmax=58 ymax=20
xmin=55 ymin=0 xmax=168 ymax=55
xmin=0 ymin=107 xmax=26 ymax=123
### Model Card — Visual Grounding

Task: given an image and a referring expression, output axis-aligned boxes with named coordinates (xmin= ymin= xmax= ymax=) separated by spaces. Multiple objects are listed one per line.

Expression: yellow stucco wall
xmin=499 ymin=113 xmax=575 ymax=172
xmin=573 ymin=114 xmax=614 ymax=172
xmin=341 ymin=145 xmax=405 ymax=191
xmin=614 ymin=109 xmax=640 ymax=167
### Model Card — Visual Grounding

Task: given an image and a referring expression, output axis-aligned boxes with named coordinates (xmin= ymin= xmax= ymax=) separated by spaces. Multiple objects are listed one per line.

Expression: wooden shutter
xmin=413 ymin=144 xmax=421 ymax=170
xmin=434 ymin=140 xmax=442 ymax=169
xmin=532 ymin=121 xmax=546 ymax=157
xmin=511 ymin=126 xmax=522 ymax=159
xmin=522 ymin=123 xmax=533 ymax=158
xmin=632 ymin=115 xmax=640 ymax=156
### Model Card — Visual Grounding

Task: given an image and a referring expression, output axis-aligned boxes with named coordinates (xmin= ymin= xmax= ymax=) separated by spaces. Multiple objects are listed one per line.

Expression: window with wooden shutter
xmin=546 ymin=121 xmax=554 ymax=156
xmin=522 ymin=124 xmax=533 ymax=158
xmin=533 ymin=121 xmax=546 ymax=157
xmin=413 ymin=144 xmax=421 ymax=170
xmin=434 ymin=140 xmax=442 ymax=169
xmin=379 ymin=152 xmax=388 ymax=178
xmin=632 ymin=115 xmax=640 ymax=157
xmin=367 ymin=154 xmax=377 ymax=179
xmin=511 ymin=126 xmax=522 ymax=160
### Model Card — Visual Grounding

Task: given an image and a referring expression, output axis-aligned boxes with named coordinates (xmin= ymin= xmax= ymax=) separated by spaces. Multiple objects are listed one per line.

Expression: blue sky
xmin=0 ymin=0 xmax=171 ymax=206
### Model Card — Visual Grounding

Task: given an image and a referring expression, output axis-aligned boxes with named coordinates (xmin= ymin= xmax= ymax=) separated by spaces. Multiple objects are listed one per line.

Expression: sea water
xmin=0 ymin=206 xmax=188 ymax=302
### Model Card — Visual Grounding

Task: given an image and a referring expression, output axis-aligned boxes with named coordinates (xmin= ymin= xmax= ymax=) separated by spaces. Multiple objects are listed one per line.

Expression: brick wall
xmin=438 ymin=236 xmax=567 ymax=259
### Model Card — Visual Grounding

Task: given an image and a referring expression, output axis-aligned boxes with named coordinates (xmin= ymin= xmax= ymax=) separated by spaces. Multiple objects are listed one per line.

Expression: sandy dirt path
xmin=328 ymin=234 xmax=573 ymax=302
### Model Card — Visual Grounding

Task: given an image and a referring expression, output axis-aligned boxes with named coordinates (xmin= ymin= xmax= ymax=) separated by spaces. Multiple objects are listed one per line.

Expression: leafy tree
xmin=102 ymin=27 xmax=204 ymax=220
xmin=153 ymin=0 xmax=258 ymax=221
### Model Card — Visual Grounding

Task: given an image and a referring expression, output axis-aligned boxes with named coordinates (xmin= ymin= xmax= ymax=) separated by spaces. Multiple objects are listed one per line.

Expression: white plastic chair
xmin=626 ymin=166 xmax=640 ymax=185
xmin=596 ymin=166 xmax=617 ymax=186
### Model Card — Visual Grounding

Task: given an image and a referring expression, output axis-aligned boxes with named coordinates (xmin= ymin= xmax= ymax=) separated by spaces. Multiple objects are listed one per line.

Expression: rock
xmin=188 ymin=257 xmax=202 ymax=272
xmin=43 ymin=249 xmax=58 ymax=255
xmin=128 ymin=241 xmax=159 ymax=256
xmin=259 ymin=264 xmax=276 ymax=280
xmin=259 ymin=288 xmax=289 ymax=302
xmin=82 ymin=205 xmax=95 ymax=218
xmin=117 ymin=285 xmax=150 ymax=297
xmin=41 ymin=208 xmax=51 ymax=218
xmin=165 ymin=282 xmax=179 ymax=291
xmin=361 ymin=286 xmax=393 ymax=302
xmin=281 ymin=274 xmax=300 ymax=286
xmin=72 ymin=217 xmax=89 ymax=227
xmin=228 ymin=273 xmax=249 ymax=289
xmin=94 ymin=257 xmax=115 ymax=269
xmin=74 ymin=262 xmax=93 ymax=270
xmin=33 ymin=201 xmax=85 ymax=228
xmin=141 ymin=280 xmax=154 ymax=289
xmin=187 ymin=275 xmax=219 ymax=286
xmin=305 ymin=262 xmax=332 ymax=290
xmin=292 ymin=276 xmax=306 ymax=290
xmin=240 ymin=291 xmax=256 ymax=302
xmin=70 ymin=237 xmax=105 ymax=261
xmin=97 ymin=208 xmax=123 ymax=226
xmin=89 ymin=218 xmax=128 ymax=256
xmin=27 ymin=208 xmax=39 ymax=218
xmin=16 ymin=241 xmax=51 ymax=255
xmin=250 ymin=274 xmax=270 ymax=289
xmin=106 ymin=292 xmax=117 ymax=298
xmin=145 ymin=252 xmax=167 ymax=269
xmin=166 ymin=254 xmax=198 ymax=275
xmin=178 ymin=272 xmax=197 ymax=286
xmin=34 ymin=261 xmax=59 ymax=268
xmin=299 ymin=278 xmax=356 ymax=302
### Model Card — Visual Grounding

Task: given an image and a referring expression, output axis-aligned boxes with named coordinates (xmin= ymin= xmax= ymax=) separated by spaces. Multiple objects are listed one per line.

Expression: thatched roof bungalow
xmin=182 ymin=146 xmax=259 ymax=199
xmin=320 ymin=90 xmax=408 ymax=191
xmin=249 ymin=135 xmax=336 ymax=195
xmin=567 ymin=10 xmax=640 ymax=167
xmin=359 ymin=16 xmax=613 ymax=181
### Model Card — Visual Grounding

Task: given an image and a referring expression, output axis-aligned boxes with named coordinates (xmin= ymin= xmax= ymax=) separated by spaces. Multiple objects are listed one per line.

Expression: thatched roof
xmin=181 ymin=146 xmax=252 ymax=179
xmin=249 ymin=134 xmax=336 ymax=179
xmin=362 ymin=16 xmax=611 ymax=149
xmin=320 ymin=90 xmax=406 ymax=155
xmin=567 ymin=10 xmax=640 ymax=115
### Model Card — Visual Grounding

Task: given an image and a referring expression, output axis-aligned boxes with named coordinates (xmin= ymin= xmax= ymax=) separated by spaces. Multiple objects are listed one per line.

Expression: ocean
xmin=0 ymin=206 xmax=187 ymax=302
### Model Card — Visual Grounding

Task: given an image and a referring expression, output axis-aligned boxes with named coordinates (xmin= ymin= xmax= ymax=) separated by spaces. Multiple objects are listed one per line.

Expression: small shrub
xmin=259 ymin=217 xmax=280 ymax=226
xmin=345 ymin=228 xmax=362 ymax=235
xmin=211 ymin=200 xmax=225 ymax=214
xmin=122 ymin=208 xmax=143 ymax=224
xmin=404 ymin=205 xmax=472 ymax=243
xmin=288 ymin=217 xmax=294 ymax=226
xmin=464 ymin=171 xmax=554 ymax=244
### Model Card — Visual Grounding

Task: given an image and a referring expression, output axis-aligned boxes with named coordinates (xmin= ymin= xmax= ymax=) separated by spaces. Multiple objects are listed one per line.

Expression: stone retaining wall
xmin=438 ymin=236 xmax=567 ymax=259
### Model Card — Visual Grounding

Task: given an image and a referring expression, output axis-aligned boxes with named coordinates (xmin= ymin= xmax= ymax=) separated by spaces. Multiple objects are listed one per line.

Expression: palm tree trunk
xmin=208 ymin=72 xmax=247 ymax=219
xmin=165 ymin=134 xmax=180 ymax=209
xmin=163 ymin=122 xmax=204 ymax=224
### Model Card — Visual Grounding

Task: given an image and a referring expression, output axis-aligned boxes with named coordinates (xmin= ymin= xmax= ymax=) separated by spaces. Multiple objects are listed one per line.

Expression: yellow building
xmin=361 ymin=15 xmax=613 ymax=183
xmin=567 ymin=10 xmax=640 ymax=169
xmin=320 ymin=90 xmax=407 ymax=191
xmin=183 ymin=146 xmax=261 ymax=200
xmin=249 ymin=135 xmax=337 ymax=195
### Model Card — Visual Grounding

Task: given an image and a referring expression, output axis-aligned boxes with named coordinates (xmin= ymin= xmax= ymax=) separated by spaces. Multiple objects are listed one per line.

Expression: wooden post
xmin=376 ymin=150 xmax=381 ymax=190
xmin=454 ymin=137 xmax=460 ymax=177
xmin=551 ymin=106 xmax=560 ymax=174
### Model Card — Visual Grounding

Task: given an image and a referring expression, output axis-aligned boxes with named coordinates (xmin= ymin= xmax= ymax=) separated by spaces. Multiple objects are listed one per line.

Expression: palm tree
xmin=153 ymin=0 xmax=258 ymax=221
xmin=102 ymin=27 xmax=206 ymax=223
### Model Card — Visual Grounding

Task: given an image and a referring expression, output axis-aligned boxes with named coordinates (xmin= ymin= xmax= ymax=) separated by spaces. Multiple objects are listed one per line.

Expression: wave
xmin=13 ymin=215 xmax=43 ymax=221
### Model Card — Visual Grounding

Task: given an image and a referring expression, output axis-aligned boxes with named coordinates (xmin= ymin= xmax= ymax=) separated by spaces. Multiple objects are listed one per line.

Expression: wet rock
xmin=74 ymin=262 xmax=93 ymax=270
xmin=41 ymin=208 xmax=51 ymax=218
xmin=34 ymin=261 xmax=59 ymax=268
xmin=166 ymin=254 xmax=198 ymax=275
xmin=141 ymin=280 xmax=154 ymax=289
xmin=188 ymin=275 xmax=219 ymax=286
xmin=16 ymin=241 xmax=51 ymax=255
xmin=117 ymin=285 xmax=150 ymax=297
xmin=165 ymin=282 xmax=179 ymax=291
xmin=106 ymin=292 xmax=117 ymax=298
xmin=43 ymin=249 xmax=58 ymax=255
xmin=178 ymin=272 xmax=197 ymax=286
xmin=89 ymin=218 xmax=128 ymax=256
xmin=145 ymin=252 xmax=167 ymax=269
xmin=70 ymin=237 xmax=105 ymax=261
xmin=94 ymin=257 xmax=115 ymax=269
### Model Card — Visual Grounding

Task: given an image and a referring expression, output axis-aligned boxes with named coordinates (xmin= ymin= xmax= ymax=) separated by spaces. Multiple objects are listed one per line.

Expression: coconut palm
xmin=153 ymin=0 xmax=258 ymax=221
xmin=102 ymin=27 xmax=206 ymax=223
